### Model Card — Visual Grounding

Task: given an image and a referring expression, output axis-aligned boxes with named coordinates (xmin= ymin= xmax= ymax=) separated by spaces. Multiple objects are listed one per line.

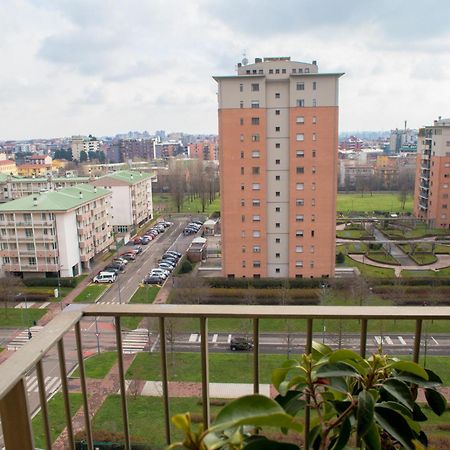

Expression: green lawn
xmin=32 ymin=393 xmax=83 ymax=449
xmin=73 ymin=284 xmax=109 ymax=303
xmin=0 ymin=308 xmax=47 ymax=327
xmin=71 ymin=352 xmax=118 ymax=379
xmin=366 ymin=251 xmax=400 ymax=265
xmin=409 ymin=253 xmax=438 ymax=265
xmin=381 ymin=224 xmax=450 ymax=240
xmin=341 ymin=242 xmax=368 ymax=254
xmin=153 ymin=193 xmax=220 ymax=215
xmin=23 ymin=286 xmax=72 ymax=300
xmin=126 ymin=352 xmax=288 ymax=383
xmin=337 ymin=192 xmax=413 ymax=213
xmin=336 ymin=229 xmax=372 ymax=239
xmin=341 ymin=255 xmax=396 ymax=278
xmin=402 ymin=267 xmax=450 ymax=277
xmin=121 ymin=286 xmax=160 ymax=330
xmin=93 ymin=396 xmax=225 ymax=450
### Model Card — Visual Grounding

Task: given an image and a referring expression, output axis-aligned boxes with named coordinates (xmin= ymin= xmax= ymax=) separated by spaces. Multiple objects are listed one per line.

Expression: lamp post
xmin=24 ymin=293 xmax=31 ymax=339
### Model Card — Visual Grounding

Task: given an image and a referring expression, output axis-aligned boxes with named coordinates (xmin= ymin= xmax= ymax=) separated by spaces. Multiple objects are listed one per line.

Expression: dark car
xmin=192 ymin=220 xmax=204 ymax=226
xmin=230 ymin=337 xmax=254 ymax=351
xmin=166 ymin=250 xmax=182 ymax=258
xmin=132 ymin=245 xmax=143 ymax=254
xmin=161 ymin=256 xmax=178 ymax=265
xmin=120 ymin=252 xmax=136 ymax=261
xmin=141 ymin=237 xmax=151 ymax=245
xmin=106 ymin=263 xmax=125 ymax=272
xmin=103 ymin=266 xmax=120 ymax=275
xmin=143 ymin=275 xmax=163 ymax=285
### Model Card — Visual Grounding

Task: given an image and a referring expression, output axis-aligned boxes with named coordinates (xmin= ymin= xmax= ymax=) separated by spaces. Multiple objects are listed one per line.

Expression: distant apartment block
xmin=107 ymin=138 xmax=155 ymax=163
xmin=390 ymin=126 xmax=418 ymax=153
xmin=188 ymin=138 xmax=219 ymax=161
xmin=414 ymin=118 xmax=450 ymax=228
xmin=339 ymin=135 xmax=364 ymax=152
xmin=71 ymin=136 xmax=102 ymax=161
xmin=0 ymin=185 xmax=113 ymax=278
xmin=0 ymin=174 xmax=89 ymax=203
xmin=0 ymin=159 xmax=17 ymax=175
xmin=91 ymin=170 xmax=153 ymax=233
xmin=214 ymin=56 xmax=342 ymax=278
xmin=154 ymin=141 xmax=186 ymax=159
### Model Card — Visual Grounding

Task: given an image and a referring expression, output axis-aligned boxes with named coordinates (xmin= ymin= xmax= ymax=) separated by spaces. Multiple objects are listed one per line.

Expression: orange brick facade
xmin=215 ymin=57 xmax=342 ymax=278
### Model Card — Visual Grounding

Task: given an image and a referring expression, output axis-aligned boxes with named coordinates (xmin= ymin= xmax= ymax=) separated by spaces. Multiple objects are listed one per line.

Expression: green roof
xmin=0 ymin=184 xmax=111 ymax=212
xmin=99 ymin=170 xmax=151 ymax=185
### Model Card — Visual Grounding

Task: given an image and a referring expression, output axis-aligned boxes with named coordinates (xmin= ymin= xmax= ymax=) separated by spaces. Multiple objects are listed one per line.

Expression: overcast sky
xmin=1 ymin=0 xmax=449 ymax=140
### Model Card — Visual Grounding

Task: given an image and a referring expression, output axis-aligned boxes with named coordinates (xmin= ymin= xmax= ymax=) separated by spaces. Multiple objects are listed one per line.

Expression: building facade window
xmin=252 ymin=117 xmax=260 ymax=125
xmin=296 ymin=246 xmax=304 ymax=253
xmin=252 ymin=183 xmax=260 ymax=190
xmin=296 ymin=167 xmax=304 ymax=174
xmin=252 ymin=150 xmax=260 ymax=158
xmin=253 ymin=230 xmax=261 ymax=237
xmin=252 ymin=199 xmax=260 ymax=207
xmin=296 ymin=133 xmax=304 ymax=141
xmin=253 ymin=246 xmax=261 ymax=253
xmin=296 ymin=99 xmax=305 ymax=107
xmin=252 ymin=167 xmax=260 ymax=175
xmin=251 ymin=83 xmax=260 ymax=92
xmin=252 ymin=134 xmax=260 ymax=142
xmin=296 ymin=150 xmax=304 ymax=158
xmin=296 ymin=183 xmax=304 ymax=190
xmin=252 ymin=215 xmax=261 ymax=222
xmin=296 ymin=82 xmax=304 ymax=90
xmin=251 ymin=101 xmax=259 ymax=108
xmin=296 ymin=230 xmax=304 ymax=237
xmin=296 ymin=116 xmax=304 ymax=124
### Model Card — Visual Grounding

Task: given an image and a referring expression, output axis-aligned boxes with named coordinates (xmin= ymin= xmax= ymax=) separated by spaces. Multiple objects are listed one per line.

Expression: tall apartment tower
xmin=414 ymin=118 xmax=450 ymax=228
xmin=214 ymin=57 xmax=343 ymax=278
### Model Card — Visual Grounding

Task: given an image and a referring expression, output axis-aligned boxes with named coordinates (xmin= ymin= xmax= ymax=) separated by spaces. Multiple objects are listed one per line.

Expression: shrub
xmin=207 ymin=277 xmax=326 ymax=289
xmin=75 ymin=430 xmax=152 ymax=449
xmin=335 ymin=251 xmax=345 ymax=264
xmin=23 ymin=277 xmax=81 ymax=288
xmin=179 ymin=260 xmax=193 ymax=274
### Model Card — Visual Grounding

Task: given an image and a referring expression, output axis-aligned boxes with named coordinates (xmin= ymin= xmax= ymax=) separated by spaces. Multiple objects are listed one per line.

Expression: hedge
xmin=23 ymin=277 xmax=80 ymax=288
xmin=75 ymin=430 xmax=152 ymax=450
xmin=366 ymin=277 xmax=450 ymax=287
xmin=171 ymin=296 xmax=320 ymax=306
xmin=206 ymin=277 xmax=327 ymax=289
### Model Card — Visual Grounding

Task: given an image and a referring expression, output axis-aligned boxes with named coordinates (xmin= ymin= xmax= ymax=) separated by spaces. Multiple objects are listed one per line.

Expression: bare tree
xmin=168 ymin=160 xmax=186 ymax=212
xmin=0 ymin=276 xmax=24 ymax=318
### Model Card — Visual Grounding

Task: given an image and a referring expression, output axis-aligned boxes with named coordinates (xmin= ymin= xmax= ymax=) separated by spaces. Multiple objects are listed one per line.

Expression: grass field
xmin=73 ymin=284 xmax=109 ymax=303
xmin=153 ymin=193 xmax=220 ymax=215
xmin=32 ymin=393 xmax=83 ymax=449
xmin=71 ymin=351 xmax=117 ymax=379
xmin=121 ymin=286 xmax=160 ymax=329
xmin=336 ymin=229 xmax=372 ymax=239
xmin=337 ymin=192 xmax=413 ymax=213
xmin=366 ymin=251 xmax=400 ymax=265
xmin=0 ymin=308 xmax=47 ymax=327
xmin=402 ymin=267 xmax=450 ymax=277
xmin=341 ymin=255 xmax=396 ymax=278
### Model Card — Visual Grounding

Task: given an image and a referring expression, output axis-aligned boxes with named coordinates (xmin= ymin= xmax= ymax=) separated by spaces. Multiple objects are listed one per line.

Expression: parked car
xmin=161 ymin=257 xmax=178 ymax=266
xmin=159 ymin=262 xmax=175 ymax=271
xmin=103 ymin=266 xmax=120 ymax=275
xmin=133 ymin=237 xmax=143 ymax=245
xmin=105 ymin=263 xmax=125 ymax=272
xmin=120 ymin=252 xmax=136 ymax=261
xmin=143 ymin=275 xmax=163 ymax=285
xmin=150 ymin=269 xmax=168 ymax=280
xmin=113 ymin=257 xmax=128 ymax=265
xmin=192 ymin=220 xmax=204 ymax=226
xmin=230 ymin=337 xmax=254 ymax=351
xmin=93 ymin=272 xmax=117 ymax=283
xmin=166 ymin=250 xmax=182 ymax=258
xmin=141 ymin=237 xmax=151 ymax=245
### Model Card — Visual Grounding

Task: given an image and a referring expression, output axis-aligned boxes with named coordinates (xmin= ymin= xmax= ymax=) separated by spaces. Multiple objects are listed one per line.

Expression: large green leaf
xmin=244 ymin=436 xmax=300 ymax=449
xmin=395 ymin=372 xmax=442 ymax=389
xmin=315 ymin=362 xmax=359 ymax=379
xmin=412 ymin=402 xmax=428 ymax=422
xmin=377 ymin=401 xmax=412 ymax=418
xmin=329 ymin=349 xmax=363 ymax=363
xmin=425 ymin=368 xmax=443 ymax=385
xmin=363 ymin=422 xmax=381 ymax=450
xmin=374 ymin=405 xmax=416 ymax=450
xmin=275 ymin=391 xmax=305 ymax=417
xmin=357 ymin=390 xmax=375 ymax=438
xmin=424 ymin=389 xmax=447 ymax=416
xmin=171 ymin=412 xmax=191 ymax=433
xmin=330 ymin=416 xmax=351 ymax=450
xmin=272 ymin=360 xmax=302 ymax=391
xmin=311 ymin=341 xmax=332 ymax=357
xmin=389 ymin=361 xmax=428 ymax=380
xmin=381 ymin=379 xmax=414 ymax=411
xmin=278 ymin=375 xmax=306 ymax=397
xmin=209 ymin=395 xmax=303 ymax=434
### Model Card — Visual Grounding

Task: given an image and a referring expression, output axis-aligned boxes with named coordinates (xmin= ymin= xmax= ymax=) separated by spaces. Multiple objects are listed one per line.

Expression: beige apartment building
xmin=91 ymin=170 xmax=153 ymax=233
xmin=414 ymin=118 xmax=450 ymax=228
xmin=0 ymin=184 xmax=113 ymax=277
xmin=214 ymin=57 xmax=342 ymax=278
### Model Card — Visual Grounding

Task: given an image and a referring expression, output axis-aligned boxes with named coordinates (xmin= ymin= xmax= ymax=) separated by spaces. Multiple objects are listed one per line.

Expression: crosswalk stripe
xmin=374 ymin=336 xmax=382 ymax=345
xmin=227 ymin=334 xmax=232 ymax=344
xmin=431 ymin=337 xmax=439 ymax=345
xmin=122 ymin=329 xmax=149 ymax=354
xmin=39 ymin=302 xmax=51 ymax=309
xmin=398 ymin=336 xmax=406 ymax=345
xmin=188 ymin=333 xmax=198 ymax=343
xmin=385 ymin=336 xmax=393 ymax=345
xmin=25 ymin=375 xmax=60 ymax=393
xmin=7 ymin=326 xmax=44 ymax=351
xmin=212 ymin=334 xmax=218 ymax=343
xmin=15 ymin=302 xmax=36 ymax=309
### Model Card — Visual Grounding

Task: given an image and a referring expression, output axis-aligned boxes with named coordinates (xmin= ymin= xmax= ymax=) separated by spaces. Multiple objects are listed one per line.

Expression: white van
xmin=93 ymin=272 xmax=117 ymax=283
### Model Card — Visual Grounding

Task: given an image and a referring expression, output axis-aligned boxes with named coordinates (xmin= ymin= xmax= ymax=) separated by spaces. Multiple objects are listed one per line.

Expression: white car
xmin=150 ymin=269 xmax=169 ymax=279
xmin=93 ymin=272 xmax=117 ymax=283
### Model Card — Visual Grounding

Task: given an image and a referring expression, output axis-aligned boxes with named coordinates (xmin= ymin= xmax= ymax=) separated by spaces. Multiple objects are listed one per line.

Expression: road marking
xmin=374 ymin=336 xmax=382 ymax=345
xmin=385 ymin=336 xmax=393 ymax=345
xmin=15 ymin=302 xmax=36 ymax=309
xmin=398 ymin=336 xmax=406 ymax=345
xmin=39 ymin=302 xmax=51 ymax=309
xmin=431 ymin=336 xmax=439 ymax=345
xmin=150 ymin=334 xmax=160 ymax=352
xmin=227 ymin=334 xmax=232 ymax=344
xmin=122 ymin=329 xmax=149 ymax=354
xmin=7 ymin=326 xmax=44 ymax=351
xmin=26 ymin=375 xmax=60 ymax=394
xmin=188 ymin=333 xmax=198 ymax=343
xmin=212 ymin=334 xmax=218 ymax=343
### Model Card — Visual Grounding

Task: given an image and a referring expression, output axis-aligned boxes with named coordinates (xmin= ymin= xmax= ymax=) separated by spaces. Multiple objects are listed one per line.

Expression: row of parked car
xmin=183 ymin=220 xmax=203 ymax=235
xmin=143 ymin=250 xmax=183 ymax=285
xmin=93 ymin=221 xmax=173 ymax=283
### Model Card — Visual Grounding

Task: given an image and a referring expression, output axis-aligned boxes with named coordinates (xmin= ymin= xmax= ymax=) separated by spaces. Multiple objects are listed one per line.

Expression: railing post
xmin=304 ymin=318 xmax=313 ymax=450
xmin=58 ymin=338 xmax=75 ymax=450
xmin=75 ymin=321 xmax=94 ymax=450
xmin=0 ymin=378 xmax=34 ymax=450
xmin=413 ymin=319 xmax=422 ymax=363
xmin=200 ymin=317 xmax=210 ymax=428
xmin=159 ymin=317 xmax=171 ymax=445
xmin=253 ymin=318 xmax=260 ymax=394
xmin=360 ymin=319 xmax=368 ymax=358
xmin=115 ymin=317 xmax=131 ymax=450
xmin=36 ymin=360 xmax=52 ymax=450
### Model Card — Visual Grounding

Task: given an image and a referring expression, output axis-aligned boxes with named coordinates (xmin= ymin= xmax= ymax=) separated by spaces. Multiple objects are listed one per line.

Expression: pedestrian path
xmin=26 ymin=375 xmax=60 ymax=394
xmin=7 ymin=326 xmax=44 ymax=351
xmin=122 ymin=328 xmax=149 ymax=354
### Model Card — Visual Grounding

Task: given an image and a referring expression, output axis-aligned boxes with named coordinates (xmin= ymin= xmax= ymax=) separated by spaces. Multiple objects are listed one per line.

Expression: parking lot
xmin=91 ymin=216 xmax=199 ymax=304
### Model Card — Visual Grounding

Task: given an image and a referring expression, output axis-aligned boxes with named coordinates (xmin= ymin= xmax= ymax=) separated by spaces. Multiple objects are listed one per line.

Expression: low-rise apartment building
xmin=91 ymin=170 xmax=153 ymax=233
xmin=0 ymin=184 xmax=113 ymax=278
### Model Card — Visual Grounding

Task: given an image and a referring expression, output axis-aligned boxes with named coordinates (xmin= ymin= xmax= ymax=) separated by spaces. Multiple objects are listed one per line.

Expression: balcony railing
xmin=0 ymin=304 xmax=449 ymax=450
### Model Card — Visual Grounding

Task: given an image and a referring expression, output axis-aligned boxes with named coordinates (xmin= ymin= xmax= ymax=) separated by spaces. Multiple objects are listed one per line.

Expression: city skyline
xmin=1 ymin=0 xmax=449 ymax=140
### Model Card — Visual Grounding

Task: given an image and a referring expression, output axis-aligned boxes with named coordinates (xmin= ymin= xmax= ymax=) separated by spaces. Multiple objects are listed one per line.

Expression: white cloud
xmin=1 ymin=0 xmax=449 ymax=139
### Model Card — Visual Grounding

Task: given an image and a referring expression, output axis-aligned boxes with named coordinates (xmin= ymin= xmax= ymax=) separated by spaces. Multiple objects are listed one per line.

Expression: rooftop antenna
xmin=241 ymin=50 xmax=248 ymax=66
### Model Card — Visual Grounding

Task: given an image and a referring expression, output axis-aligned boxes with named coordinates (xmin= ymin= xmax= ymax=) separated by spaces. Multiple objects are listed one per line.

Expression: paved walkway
xmin=348 ymin=253 xmax=450 ymax=277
